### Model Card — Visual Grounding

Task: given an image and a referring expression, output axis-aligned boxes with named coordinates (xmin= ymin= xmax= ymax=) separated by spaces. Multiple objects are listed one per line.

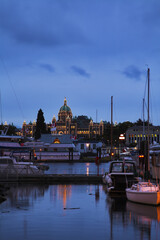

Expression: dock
xmin=0 ymin=174 xmax=103 ymax=184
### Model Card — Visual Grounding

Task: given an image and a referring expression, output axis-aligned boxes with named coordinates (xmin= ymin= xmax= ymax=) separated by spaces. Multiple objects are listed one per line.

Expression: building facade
xmin=51 ymin=98 xmax=104 ymax=139
xmin=125 ymin=126 xmax=160 ymax=146
xmin=21 ymin=98 xmax=104 ymax=139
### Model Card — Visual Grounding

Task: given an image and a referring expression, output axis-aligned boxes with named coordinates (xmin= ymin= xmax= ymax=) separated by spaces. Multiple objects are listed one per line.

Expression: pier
xmin=0 ymin=174 xmax=103 ymax=184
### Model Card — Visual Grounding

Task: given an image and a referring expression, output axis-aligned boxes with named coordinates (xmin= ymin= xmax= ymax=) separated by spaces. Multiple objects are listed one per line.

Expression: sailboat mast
xmin=111 ymin=96 xmax=113 ymax=160
xmin=147 ymin=68 xmax=150 ymax=172
xmin=142 ymin=98 xmax=145 ymax=141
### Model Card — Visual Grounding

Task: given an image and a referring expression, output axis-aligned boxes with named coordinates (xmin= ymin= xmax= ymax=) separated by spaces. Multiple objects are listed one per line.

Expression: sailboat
xmin=126 ymin=68 xmax=160 ymax=205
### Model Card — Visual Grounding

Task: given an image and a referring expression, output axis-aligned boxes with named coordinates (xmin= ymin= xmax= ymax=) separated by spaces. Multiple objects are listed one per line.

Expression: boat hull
xmin=126 ymin=189 xmax=160 ymax=205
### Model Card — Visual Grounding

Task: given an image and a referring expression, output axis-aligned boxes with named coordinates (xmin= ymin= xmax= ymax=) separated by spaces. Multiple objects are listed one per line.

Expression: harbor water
xmin=0 ymin=183 xmax=160 ymax=240
xmin=0 ymin=163 xmax=160 ymax=240
xmin=45 ymin=162 xmax=110 ymax=175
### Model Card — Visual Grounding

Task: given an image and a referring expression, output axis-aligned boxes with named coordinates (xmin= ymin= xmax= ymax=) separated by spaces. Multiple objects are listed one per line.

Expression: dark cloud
xmin=0 ymin=0 xmax=86 ymax=47
xmin=40 ymin=63 xmax=55 ymax=73
xmin=71 ymin=66 xmax=90 ymax=78
xmin=122 ymin=65 xmax=144 ymax=80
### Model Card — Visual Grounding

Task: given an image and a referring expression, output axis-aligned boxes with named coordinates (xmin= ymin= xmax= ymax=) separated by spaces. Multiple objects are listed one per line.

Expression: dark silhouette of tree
xmin=0 ymin=124 xmax=17 ymax=135
xmin=135 ymin=118 xmax=152 ymax=126
xmin=35 ymin=109 xmax=46 ymax=140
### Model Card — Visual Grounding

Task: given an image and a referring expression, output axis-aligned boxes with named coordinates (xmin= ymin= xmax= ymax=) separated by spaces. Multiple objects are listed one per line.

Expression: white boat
xmin=126 ymin=181 xmax=160 ymax=205
xmin=0 ymin=156 xmax=44 ymax=176
xmin=126 ymin=69 xmax=160 ymax=206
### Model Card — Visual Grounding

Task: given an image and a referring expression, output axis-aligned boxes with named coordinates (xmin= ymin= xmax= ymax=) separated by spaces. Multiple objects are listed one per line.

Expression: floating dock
xmin=0 ymin=174 xmax=103 ymax=184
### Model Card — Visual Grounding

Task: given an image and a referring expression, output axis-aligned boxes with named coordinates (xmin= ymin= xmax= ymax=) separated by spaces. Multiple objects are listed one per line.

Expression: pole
xmin=147 ymin=68 xmax=150 ymax=172
xmin=96 ymin=109 xmax=97 ymax=140
xmin=0 ymin=90 xmax=2 ymax=124
xmin=142 ymin=98 xmax=145 ymax=141
xmin=111 ymin=96 xmax=113 ymax=160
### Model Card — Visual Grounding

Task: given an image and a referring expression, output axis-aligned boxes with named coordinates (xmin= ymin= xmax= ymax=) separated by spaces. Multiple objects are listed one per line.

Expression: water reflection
xmin=127 ymin=202 xmax=160 ymax=240
xmin=2 ymin=183 xmax=49 ymax=210
xmin=106 ymin=195 xmax=160 ymax=240
xmin=0 ymin=184 xmax=160 ymax=240
xmin=57 ymin=185 xmax=72 ymax=209
xmin=46 ymin=162 xmax=109 ymax=175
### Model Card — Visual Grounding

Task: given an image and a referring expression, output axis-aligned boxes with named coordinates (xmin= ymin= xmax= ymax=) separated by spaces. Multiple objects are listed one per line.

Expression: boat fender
xmin=105 ymin=175 xmax=112 ymax=185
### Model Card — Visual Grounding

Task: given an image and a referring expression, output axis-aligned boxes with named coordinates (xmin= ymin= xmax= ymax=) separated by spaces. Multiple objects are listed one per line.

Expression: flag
xmin=70 ymin=135 xmax=76 ymax=140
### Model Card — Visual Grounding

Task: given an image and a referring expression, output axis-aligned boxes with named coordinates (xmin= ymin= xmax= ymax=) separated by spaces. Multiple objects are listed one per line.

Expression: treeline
xmin=101 ymin=119 xmax=152 ymax=146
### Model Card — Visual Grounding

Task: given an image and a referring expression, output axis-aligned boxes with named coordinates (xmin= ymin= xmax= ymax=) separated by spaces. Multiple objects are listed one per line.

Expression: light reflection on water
xmin=46 ymin=162 xmax=110 ymax=175
xmin=0 ymin=184 xmax=160 ymax=240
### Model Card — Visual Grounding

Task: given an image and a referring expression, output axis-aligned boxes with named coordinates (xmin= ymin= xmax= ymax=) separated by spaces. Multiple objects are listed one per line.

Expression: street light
xmin=119 ymin=134 xmax=125 ymax=157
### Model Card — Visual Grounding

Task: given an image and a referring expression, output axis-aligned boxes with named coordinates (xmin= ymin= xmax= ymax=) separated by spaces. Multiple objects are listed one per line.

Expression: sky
xmin=1 ymin=0 xmax=160 ymax=127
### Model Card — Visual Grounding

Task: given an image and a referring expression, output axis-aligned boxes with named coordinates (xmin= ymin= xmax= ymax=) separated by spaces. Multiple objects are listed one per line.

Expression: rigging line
xmin=149 ymin=78 xmax=153 ymax=124
xmin=143 ymin=70 xmax=148 ymax=102
xmin=0 ymin=57 xmax=25 ymax=120
xmin=141 ymin=98 xmax=145 ymax=122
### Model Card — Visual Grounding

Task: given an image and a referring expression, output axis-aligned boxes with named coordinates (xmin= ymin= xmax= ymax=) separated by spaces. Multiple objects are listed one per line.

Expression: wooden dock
xmin=0 ymin=174 xmax=103 ymax=184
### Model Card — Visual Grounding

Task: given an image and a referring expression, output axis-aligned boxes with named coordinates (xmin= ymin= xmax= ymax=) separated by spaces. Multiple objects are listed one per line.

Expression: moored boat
xmin=0 ymin=156 xmax=44 ymax=176
xmin=102 ymin=160 xmax=138 ymax=196
xmin=126 ymin=181 xmax=160 ymax=205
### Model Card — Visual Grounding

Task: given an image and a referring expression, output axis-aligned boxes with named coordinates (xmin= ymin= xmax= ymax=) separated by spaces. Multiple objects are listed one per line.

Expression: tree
xmin=7 ymin=124 xmax=17 ymax=135
xmin=0 ymin=123 xmax=17 ymax=135
xmin=34 ymin=109 xmax=46 ymax=140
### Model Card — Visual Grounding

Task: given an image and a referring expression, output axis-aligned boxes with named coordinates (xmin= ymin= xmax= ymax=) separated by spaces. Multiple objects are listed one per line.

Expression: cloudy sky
xmin=0 ymin=0 xmax=160 ymax=127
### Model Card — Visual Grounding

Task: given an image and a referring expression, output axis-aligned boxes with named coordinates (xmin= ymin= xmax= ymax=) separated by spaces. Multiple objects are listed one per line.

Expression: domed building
xmin=58 ymin=97 xmax=72 ymax=122
xmin=50 ymin=97 xmax=104 ymax=138
xmin=21 ymin=97 xmax=104 ymax=139
xmin=51 ymin=98 xmax=77 ymax=135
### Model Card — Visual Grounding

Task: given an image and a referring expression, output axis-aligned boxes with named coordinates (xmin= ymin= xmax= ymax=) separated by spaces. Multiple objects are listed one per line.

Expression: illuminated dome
xmin=59 ymin=97 xmax=72 ymax=112
xmin=58 ymin=98 xmax=72 ymax=122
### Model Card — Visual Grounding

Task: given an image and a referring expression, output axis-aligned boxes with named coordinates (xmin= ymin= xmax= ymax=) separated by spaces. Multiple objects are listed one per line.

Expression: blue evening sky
xmin=0 ymin=0 xmax=160 ymax=127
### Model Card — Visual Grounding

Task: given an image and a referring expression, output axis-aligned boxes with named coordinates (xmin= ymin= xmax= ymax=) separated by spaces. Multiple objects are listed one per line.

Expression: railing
xmin=0 ymin=164 xmax=44 ymax=178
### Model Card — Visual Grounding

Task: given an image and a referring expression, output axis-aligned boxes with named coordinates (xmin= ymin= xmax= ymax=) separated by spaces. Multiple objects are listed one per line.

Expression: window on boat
xmin=124 ymin=163 xmax=134 ymax=173
xmin=93 ymin=144 xmax=96 ymax=149
xmin=81 ymin=144 xmax=84 ymax=150
xmin=111 ymin=163 xmax=123 ymax=172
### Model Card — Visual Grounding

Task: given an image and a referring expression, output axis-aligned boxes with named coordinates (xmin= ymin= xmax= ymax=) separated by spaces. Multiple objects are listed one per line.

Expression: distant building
xmin=74 ymin=139 xmax=103 ymax=154
xmin=22 ymin=134 xmax=80 ymax=160
xmin=22 ymin=120 xmax=36 ymax=137
xmin=21 ymin=97 xmax=104 ymax=139
xmin=50 ymin=97 xmax=104 ymax=139
xmin=125 ymin=125 xmax=160 ymax=146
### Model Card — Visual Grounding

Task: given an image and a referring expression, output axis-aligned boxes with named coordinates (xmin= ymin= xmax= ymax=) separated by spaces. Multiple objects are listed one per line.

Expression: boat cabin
xmin=104 ymin=161 xmax=137 ymax=195
xmin=109 ymin=161 xmax=136 ymax=174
